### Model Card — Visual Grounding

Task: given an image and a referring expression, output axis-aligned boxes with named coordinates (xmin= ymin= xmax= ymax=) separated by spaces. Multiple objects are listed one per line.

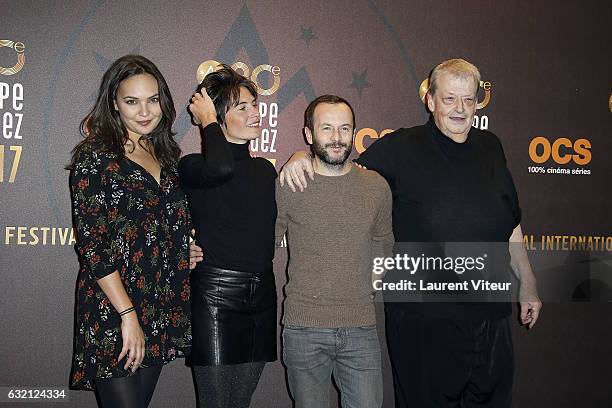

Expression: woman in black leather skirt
xmin=178 ymin=65 xmax=277 ymax=408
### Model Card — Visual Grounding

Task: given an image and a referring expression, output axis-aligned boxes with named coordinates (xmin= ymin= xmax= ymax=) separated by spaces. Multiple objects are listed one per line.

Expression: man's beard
xmin=312 ymin=139 xmax=352 ymax=167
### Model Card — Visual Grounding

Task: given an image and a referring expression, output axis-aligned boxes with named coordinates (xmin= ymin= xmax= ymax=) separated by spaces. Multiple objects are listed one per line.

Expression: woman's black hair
xmin=196 ymin=64 xmax=257 ymax=125
xmin=71 ymin=55 xmax=179 ymax=168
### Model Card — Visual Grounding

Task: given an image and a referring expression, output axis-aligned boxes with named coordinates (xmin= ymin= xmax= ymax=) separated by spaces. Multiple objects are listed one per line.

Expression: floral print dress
xmin=69 ymin=144 xmax=191 ymax=390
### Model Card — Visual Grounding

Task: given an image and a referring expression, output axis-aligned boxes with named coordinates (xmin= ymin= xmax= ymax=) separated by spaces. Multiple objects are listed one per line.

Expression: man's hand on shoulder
xmin=279 ymin=151 xmax=314 ymax=192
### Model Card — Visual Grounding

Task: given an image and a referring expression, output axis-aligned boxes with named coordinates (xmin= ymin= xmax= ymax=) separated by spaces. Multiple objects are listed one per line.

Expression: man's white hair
xmin=428 ymin=58 xmax=481 ymax=96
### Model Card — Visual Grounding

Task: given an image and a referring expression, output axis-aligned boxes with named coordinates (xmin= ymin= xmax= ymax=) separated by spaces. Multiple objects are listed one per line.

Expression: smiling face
xmin=114 ymin=73 xmax=162 ymax=139
xmin=221 ymin=86 xmax=260 ymax=144
xmin=305 ymin=102 xmax=355 ymax=168
xmin=427 ymin=73 xmax=478 ymax=142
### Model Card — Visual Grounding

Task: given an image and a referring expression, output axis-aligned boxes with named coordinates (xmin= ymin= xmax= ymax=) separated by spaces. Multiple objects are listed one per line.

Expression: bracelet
xmin=118 ymin=306 xmax=135 ymax=316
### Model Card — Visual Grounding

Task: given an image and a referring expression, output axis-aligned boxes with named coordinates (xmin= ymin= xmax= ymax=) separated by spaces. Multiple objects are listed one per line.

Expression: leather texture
xmin=190 ymin=264 xmax=277 ymax=366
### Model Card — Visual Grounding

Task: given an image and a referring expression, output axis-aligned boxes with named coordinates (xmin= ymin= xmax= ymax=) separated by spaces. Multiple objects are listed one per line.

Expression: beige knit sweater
xmin=276 ymin=164 xmax=394 ymax=327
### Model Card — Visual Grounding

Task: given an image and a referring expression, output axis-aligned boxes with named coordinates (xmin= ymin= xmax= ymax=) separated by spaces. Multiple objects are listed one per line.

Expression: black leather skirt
xmin=190 ymin=264 xmax=277 ymax=366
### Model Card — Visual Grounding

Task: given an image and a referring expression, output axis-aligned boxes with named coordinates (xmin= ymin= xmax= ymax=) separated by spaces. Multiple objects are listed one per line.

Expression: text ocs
xmin=529 ymin=136 xmax=591 ymax=165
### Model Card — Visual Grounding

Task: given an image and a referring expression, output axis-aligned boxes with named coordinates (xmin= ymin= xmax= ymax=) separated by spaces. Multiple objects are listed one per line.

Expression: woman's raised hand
xmin=189 ymin=88 xmax=217 ymax=127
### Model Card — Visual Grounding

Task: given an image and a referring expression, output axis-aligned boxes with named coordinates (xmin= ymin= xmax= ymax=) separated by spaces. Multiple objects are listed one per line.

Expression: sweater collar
xmin=229 ymin=141 xmax=251 ymax=160
xmin=427 ymin=116 xmax=474 ymax=147
xmin=314 ymin=162 xmax=356 ymax=180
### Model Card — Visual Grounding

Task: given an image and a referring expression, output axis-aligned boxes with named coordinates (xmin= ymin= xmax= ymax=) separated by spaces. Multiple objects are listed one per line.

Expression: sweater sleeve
xmin=275 ymin=180 xmax=288 ymax=246
xmin=178 ymin=122 xmax=234 ymax=188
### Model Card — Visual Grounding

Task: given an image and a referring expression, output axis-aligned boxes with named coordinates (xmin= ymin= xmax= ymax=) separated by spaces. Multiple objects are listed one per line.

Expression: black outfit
xmin=189 ymin=264 xmax=277 ymax=365
xmin=179 ymin=123 xmax=277 ymax=407
xmin=95 ymin=365 xmax=162 ymax=408
xmin=357 ymin=118 xmax=521 ymax=408
xmin=384 ymin=312 xmax=513 ymax=408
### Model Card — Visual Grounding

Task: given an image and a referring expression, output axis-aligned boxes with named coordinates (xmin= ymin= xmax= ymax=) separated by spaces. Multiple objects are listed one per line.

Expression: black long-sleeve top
xmin=178 ymin=123 xmax=277 ymax=273
xmin=356 ymin=118 xmax=521 ymax=319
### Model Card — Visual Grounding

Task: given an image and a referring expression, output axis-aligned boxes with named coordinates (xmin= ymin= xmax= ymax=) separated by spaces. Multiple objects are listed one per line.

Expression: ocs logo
xmin=354 ymin=128 xmax=394 ymax=154
xmin=528 ymin=137 xmax=591 ymax=165
xmin=0 ymin=40 xmax=25 ymax=76
xmin=196 ymin=60 xmax=280 ymax=96
xmin=418 ymin=78 xmax=492 ymax=110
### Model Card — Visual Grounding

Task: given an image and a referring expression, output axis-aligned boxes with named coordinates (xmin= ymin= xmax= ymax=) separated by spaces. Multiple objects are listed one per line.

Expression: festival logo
xmin=0 ymin=40 xmax=25 ymax=76
xmin=196 ymin=60 xmax=281 ymax=96
xmin=0 ymin=41 xmax=24 ymax=183
xmin=4 ymin=226 xmax=76 ymax=246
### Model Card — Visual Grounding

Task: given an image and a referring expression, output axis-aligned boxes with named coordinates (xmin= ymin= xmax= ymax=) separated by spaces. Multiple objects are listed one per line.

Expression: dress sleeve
xmin=70 ymin=153 xmax=120 ymax=279
xmin=178 ymin=122 xmax=234 ymax=188
xmin=354 ymin=131 xmax=398 ymax=187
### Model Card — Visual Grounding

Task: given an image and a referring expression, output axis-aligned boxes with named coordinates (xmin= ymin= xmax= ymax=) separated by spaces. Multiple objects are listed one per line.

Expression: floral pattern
xmin=69 ymin=145 xmax=191 ymax=390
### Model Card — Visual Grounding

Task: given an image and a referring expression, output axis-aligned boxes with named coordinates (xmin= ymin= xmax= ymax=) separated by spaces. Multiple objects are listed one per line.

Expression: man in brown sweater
xmin=279 ymin=60 xmax=542 ymax=408
xmin=276 ymin=95 xmax=393 ymax=408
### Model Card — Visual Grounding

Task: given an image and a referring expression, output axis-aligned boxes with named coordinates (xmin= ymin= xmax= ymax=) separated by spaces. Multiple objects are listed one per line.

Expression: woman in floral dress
xmin=69 ymin=55 xmax=191 ymax=408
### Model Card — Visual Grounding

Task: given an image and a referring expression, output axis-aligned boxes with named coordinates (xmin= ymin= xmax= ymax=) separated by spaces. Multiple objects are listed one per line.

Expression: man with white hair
xmin=279 ymin=59 xmax=541 ymax=407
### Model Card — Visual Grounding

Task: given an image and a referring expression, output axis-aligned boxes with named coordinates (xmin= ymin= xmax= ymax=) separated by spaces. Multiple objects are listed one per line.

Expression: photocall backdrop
xmin=1 ymin=1 xmax=611 ymax=407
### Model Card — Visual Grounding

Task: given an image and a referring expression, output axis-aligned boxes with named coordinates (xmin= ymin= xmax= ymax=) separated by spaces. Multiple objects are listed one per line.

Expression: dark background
xmin=1 ymin=0 xmax=610 ymax=406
